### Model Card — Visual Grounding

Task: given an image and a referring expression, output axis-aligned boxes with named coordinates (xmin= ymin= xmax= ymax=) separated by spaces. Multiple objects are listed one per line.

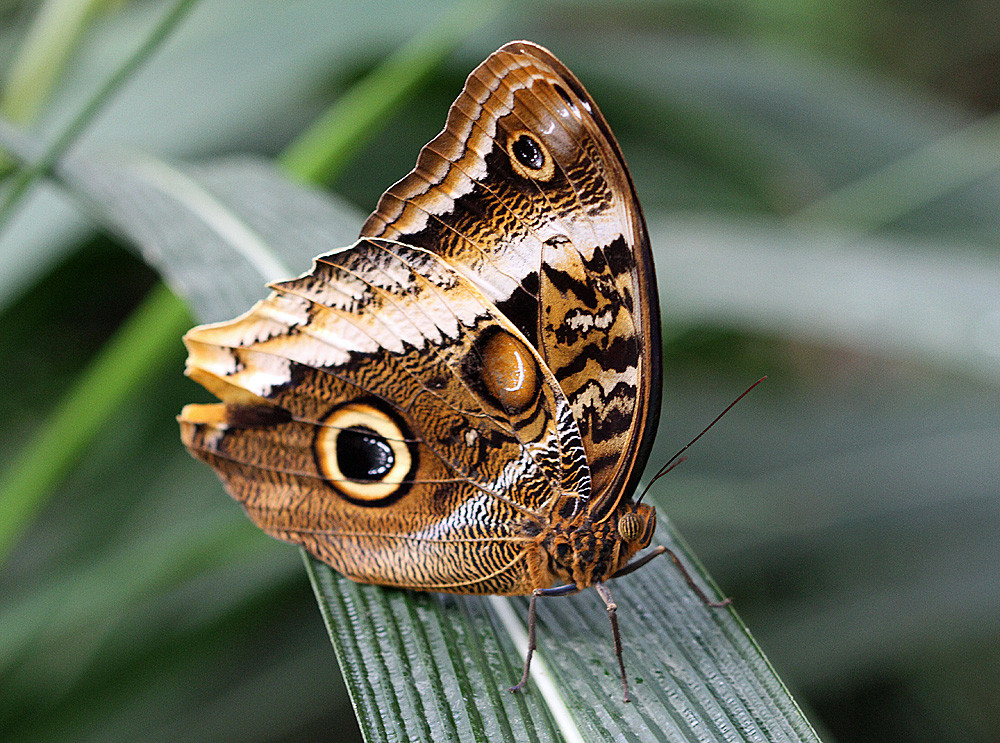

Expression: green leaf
xmin=0 ymin=0 xmax=200 ymax=230
xmin=647 ymin=216 xmax=1000 ymax=383
xmin=279 ymin=0 xmax=498 ymax=184
xmin=306 ymin=523 xmax=819 ymax=742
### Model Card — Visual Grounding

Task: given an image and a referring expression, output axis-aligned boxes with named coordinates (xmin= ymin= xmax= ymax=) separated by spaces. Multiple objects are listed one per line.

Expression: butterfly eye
xmin=617 ymin=511 xmax=644 ymax=543
xmin=513 ymin=134 xmax=544 ymax=169
xmin=314 ymin=402 xmax=414 ymax=504
xmin=506 ymin=130 xmax=555 ymax=181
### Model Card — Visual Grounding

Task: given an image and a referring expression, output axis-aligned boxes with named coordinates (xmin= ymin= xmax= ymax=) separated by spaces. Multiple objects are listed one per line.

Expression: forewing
xmin=362 ymin=41 xmax=661 ymax=509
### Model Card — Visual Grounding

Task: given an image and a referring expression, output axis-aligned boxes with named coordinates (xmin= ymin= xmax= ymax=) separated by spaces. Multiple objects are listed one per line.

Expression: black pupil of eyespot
xmin=512 ymin=134 xmax=544 ymax=170
xmin=337 ymin=426 xmax=394 ymax=480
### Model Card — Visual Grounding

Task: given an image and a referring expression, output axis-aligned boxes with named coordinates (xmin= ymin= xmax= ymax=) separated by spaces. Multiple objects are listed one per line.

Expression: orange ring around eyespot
xmin=314 ymin=402 xmax=411 ymax=502
xmin=506 ymin=129 xmax=555 ymax=181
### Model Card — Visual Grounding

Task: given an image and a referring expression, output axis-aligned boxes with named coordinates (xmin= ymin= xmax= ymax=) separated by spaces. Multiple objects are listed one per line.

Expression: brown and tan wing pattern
xmin=361 ymin=41 xmax=661 ymax=510
xmin=179 ymin=238 xmax=589 ymax=595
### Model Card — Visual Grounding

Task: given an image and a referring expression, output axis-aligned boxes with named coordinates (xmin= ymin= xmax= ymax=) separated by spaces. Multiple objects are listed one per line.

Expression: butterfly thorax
xmin=531 ymin=500 xmax=656 ymax=590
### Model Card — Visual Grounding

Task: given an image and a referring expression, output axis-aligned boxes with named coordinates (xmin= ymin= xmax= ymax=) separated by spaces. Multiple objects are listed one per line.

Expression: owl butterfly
xmin=179 ymin=40 xmax=712 ymax=702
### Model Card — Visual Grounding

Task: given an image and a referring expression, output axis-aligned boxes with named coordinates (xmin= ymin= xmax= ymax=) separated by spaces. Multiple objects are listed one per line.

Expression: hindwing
xmin=362 ymin=41 xmax=661 ymax=508
xmin=180 ymin=238 xmax=589 ymax=594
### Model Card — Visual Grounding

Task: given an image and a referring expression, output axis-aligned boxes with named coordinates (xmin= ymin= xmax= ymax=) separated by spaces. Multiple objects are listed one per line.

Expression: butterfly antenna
xmin=636 ymin=377 xmax=767 ymax=504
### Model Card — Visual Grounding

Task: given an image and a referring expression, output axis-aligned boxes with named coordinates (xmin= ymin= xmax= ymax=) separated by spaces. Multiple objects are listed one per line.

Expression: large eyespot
xmin=314 ymin=402 xmax=415 ymax=505
xmin=464 ymin=327 xmax=541 ymax=414
xmin=506 ymin=130 xmax=555 ymax=181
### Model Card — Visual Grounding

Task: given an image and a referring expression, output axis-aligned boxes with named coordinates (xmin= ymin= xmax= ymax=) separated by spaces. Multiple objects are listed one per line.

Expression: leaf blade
xmin=306 ymin=516 xmax=822 ymax=742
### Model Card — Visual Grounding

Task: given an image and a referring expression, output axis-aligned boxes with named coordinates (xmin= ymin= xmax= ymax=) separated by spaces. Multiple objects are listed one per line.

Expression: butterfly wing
xmin=179 ymin=237 xmax=590 ymax=595
xmin=362 ymin=41 xmax=661 ymax=511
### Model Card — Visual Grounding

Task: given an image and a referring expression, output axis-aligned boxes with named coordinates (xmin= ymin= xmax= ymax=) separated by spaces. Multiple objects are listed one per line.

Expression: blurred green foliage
xmin=1 ymin=1 xmax=998 ymax=741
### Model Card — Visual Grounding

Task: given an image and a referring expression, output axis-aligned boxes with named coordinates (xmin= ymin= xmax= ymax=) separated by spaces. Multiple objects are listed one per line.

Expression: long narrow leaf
xmin=307 ymin=523 xmax=819 ymax=742
xmin=0 ymin=0 xmax=200 ymax=229
xmin=648 ymin=216 xmax=1000 ymax=383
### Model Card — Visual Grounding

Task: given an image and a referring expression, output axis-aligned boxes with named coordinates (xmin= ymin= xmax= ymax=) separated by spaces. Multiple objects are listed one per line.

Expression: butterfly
xmin=179 ymin=40 xmax=702 ymax=702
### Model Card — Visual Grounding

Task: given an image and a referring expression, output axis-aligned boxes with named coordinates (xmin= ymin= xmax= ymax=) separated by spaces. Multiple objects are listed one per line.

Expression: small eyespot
xmin=314 ymin=402 xmax=414 ymax=504
xmin=506 ymin=129 xmax=555 ymax=181
xmin=512 ymin=134 xmax=544 ymax=170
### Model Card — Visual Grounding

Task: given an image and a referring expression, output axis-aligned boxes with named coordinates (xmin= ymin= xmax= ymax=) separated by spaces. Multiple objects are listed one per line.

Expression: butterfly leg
xmin=609 ymin=544 xmax=667 ymax=578
xmin=611 ymin=546 xmax=731 ymax=608
xmin=594 ymin=582 xmax=631 ymax=702
xmin=509 ymin=583 xmax=579 ymax=694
